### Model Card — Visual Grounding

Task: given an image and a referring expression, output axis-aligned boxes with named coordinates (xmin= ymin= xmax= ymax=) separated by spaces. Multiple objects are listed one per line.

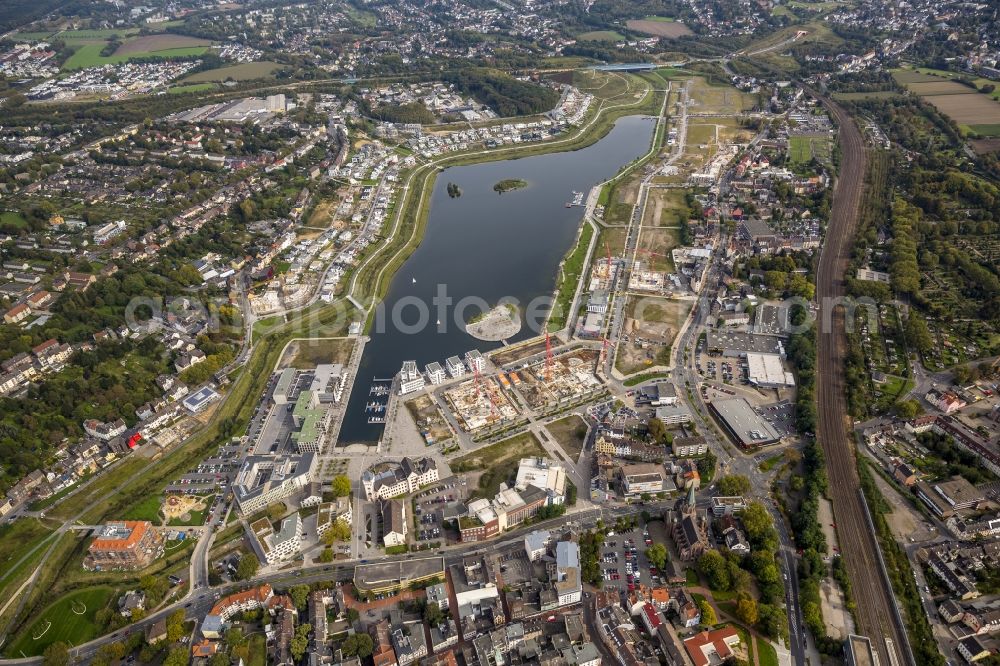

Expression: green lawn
xmin=64 ymin=43 xmax=208 ymax=70
xmin=642 ymin=15 xmax=676 ymax=21
xmin=548 ymin=223 xmax=594 ymax=331
xmin=757 ymin=639 xmax=779 ymax=666
xmin=685 ymin=568 xmax=700 ymax=586
xmin=169 ymin=83 xmax=216 ymax=94
xmin=0 ymin=211 xmax=28 ymax=229
xmin=7 ymin=586 xmax=116 ymax=657
xmin=122 ymin=494 xmax=162 ymax=524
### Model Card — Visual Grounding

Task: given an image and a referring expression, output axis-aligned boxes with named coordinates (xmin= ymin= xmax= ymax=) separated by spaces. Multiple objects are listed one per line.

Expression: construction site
xmin=514 ymin=348 xmax=605 ymax=410
xmin=442 ymin=374 xmax=520 ymax=433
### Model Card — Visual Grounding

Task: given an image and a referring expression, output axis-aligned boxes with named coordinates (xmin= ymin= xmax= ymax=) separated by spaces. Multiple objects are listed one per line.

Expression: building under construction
xmin=514 ymin=348 xmax=604 ymax=410
xmin=442 ymin=375 xmax=519 ymax=432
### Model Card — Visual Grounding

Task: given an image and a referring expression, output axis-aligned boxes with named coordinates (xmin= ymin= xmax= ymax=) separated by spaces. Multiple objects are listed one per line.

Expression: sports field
xmin=790 ymin=134 xmax=832 ymax=164
xmin=7 ymin=587 xmax=115 ymax=657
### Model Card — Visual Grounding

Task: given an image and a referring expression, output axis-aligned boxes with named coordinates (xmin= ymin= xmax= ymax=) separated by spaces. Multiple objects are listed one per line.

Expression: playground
xmin=163 ymin=494 xmax=213 ymax=525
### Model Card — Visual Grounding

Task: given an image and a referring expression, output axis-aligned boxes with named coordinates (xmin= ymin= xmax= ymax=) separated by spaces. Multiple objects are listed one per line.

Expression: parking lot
xmin=599 ymin=525 xmax=662 ymax=593
xmin=413 ymin=478 xmax=469 ymax=543
xmin=756 ymin=400 xmax=796 ymax=438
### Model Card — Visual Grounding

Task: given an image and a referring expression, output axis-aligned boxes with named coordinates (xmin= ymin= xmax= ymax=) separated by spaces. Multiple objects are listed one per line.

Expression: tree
xmin=342 ymin=632 xmax=374 ymax=658
xmin=291 ymin=624 xmax=311 ymax=661
xmin=236 ymin=553 xmax=260 ymax=580
xmin=319 ymin=548 xmax=335 ymax=562
xmin=741 ymin=502 xmax=776 ymax=550
xmin=646 ymin=543 xmax=668 ymax=571
xmin=331 ymin=475 xmax=351 ymax=497
xmin=896 ymin=399 xmax=921 ymax=418
xmin=166 ymin=608 xmax=186 ymax=642
xmin=425 ymin=602 xmax=444 ymax=626
xmin=697 ymin=550 xmax=731 ymax=591
xmin=290 ymin=584 xmax=311 ymax=610
xmin=735 ymin=593 xmax=759 ymax=625
xmin=42 ymin=643 xmax=70 ymax=666
xmin=322 ymin=519 xmax=352 ymax=544
xmin=717 ymin=475 xmax=751 ymax=496
xmin=164 ymin=647 xmax=190 ymax=666
xmin=346 ymin=607 xmax=360 ymax=623
xmin=210 ymin=652 xmax=231 ymax=666
xmin=904 ymin=314 xmax=934 ymax=355
xmin=698 ymin=599 xmax=717 ymax=626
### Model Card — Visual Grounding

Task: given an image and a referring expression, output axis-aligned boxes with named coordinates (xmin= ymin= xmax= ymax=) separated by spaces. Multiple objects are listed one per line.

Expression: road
xmin=812 ymin=93 xmax=913 ymax=666
xmin=0 ymin=501 xmax=670 ymax=664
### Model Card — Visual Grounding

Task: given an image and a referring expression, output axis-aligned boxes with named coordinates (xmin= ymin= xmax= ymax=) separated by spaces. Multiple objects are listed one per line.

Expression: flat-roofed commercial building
xmin=710 ymin=397 xmax=781 ymax=448
xmin=746 ymin=352 xmax=795 ymax=388
xmin=354 ymin=557 xmax=445 ymax=595
xmin=618 ymin=463 xmax=668 ymax=496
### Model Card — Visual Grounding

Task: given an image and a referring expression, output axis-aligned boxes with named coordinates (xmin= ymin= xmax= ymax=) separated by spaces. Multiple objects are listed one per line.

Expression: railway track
xmin=812 ymin=94 xmax=914 ymax=666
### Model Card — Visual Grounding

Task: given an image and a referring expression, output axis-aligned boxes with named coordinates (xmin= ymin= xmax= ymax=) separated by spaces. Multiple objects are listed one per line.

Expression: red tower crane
xmin=545 ymin=331 xmax=553 ymax=382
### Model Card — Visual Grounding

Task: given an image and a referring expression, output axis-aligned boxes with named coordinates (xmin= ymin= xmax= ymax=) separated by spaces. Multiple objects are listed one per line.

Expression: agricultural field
xmin=625 ymin=18 xmax=692 ymax=38
xmin=183 ymin=61 xmax=281 ymax=83
xmin=922 ymin=94 xmax=1000 ymax=135
xmin=831 ymin=91 xmax=902 ymax=101
xmin=892 ymin=68 xmax=1000 ymax=134
xmin=7 ymin=586 xmax=116 ymax=657
xmin=63 ymin=37 xmax=211 ymax=70
xmin=115 ymin=34 xmax=210 ymax=55
xmin=905 ymin=81 xmax=971 ymax=96
xmin=577 ymin=30 xmax=625 ymax=42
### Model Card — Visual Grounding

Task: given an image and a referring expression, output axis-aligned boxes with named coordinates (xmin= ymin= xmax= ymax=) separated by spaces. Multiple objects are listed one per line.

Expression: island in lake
xmin=493 ymin=178 xmax=528 ymax=194
xmin=447 ymin=182 xmax=462 ymax=198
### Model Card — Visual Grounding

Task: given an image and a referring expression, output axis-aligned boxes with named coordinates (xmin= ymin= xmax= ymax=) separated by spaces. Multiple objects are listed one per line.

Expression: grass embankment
xmin=548 ymin=223 xmax=594 ymax=332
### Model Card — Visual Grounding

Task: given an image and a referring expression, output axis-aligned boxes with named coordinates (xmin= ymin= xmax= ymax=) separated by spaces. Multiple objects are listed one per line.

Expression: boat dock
xmin=564 ymin=190 xmax=584 ymax=207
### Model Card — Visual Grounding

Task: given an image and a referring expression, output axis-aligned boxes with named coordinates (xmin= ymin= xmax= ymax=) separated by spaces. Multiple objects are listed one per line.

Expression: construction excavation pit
xmin=443 ymin=376 xmax=521 ymax=432
xmin=513 ymin=349 xmax=605 ymax=410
